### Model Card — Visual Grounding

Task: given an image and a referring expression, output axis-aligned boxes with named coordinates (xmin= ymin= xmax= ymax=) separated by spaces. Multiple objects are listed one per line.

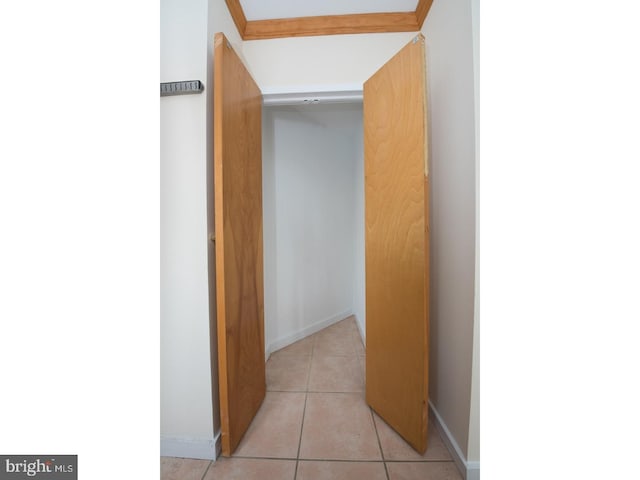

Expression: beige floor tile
xmin=299 ymin=392 xmax=382 ymax=461
xmin=233 ymin=392 xmax=305 ymax=459
xmin=312 ymin=318 xmax=359 ymax=356
xmin=266 ymin=354 xmax=311 ymax=391
xmin=324 ymin=316 xmax=358 ymax=336
xmin=204 ymin=457 xmax=295 ymax=480
xmin=373 ymin=413 xmax=452 ymax=461
xmin=296 ymin=461 xmax=387 ymax=480
xmin=386 ymin=461 xmax=462 ymax=480
xmin=352 ymin=331 xmax=365 ymax=355
xmin=358 ymin=355 xmax=366 ymax=380
xmin=160 ymin=457 xmax=210 ymax=480
xmin=307 ymin=355 xmax=364 ymax=392
xmin=271 ymin=336 xmax=315 ymax=357
xmin=313 ymin=328 xmax=356 ymax=356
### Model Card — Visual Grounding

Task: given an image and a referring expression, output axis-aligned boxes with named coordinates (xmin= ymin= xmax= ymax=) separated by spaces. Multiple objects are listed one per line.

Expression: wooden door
xmin=213 ymin=32 xmax=265 ymax=457
xmin=364 ymin=34 xmax=430 ymax=453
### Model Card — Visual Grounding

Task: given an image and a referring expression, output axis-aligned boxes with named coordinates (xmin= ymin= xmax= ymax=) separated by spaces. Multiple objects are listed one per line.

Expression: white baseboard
xmin=466 ymin=461 xmax=480 ymax=480
xmin=265 ymin=309 xmax=353 ymax=360
xmin=161 ymin=433 xmax=220 ymax=461
xmin=214 ymin=430 xmax=222 ymax=459
xmin=353 ymin=314 xmax=366 ymax=345
xmin=429 ymin=401 xmax=480 ymax=480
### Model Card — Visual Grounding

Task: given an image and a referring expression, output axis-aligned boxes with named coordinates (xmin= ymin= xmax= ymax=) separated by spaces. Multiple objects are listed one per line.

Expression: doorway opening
xmin=212 ymin=32 xmax=430 ymax=459
xmin=262 ymin=101 xmax=366 ymax=359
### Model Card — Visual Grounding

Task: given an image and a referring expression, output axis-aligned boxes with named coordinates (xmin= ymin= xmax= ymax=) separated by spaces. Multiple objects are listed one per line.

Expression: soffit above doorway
xmin=225 ymin=0 xmax=433 ymax=40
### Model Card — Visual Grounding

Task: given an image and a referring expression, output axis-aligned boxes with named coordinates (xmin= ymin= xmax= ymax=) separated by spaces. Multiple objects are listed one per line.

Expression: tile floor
xmin=161 ymin=316 xmax=462 ymax=480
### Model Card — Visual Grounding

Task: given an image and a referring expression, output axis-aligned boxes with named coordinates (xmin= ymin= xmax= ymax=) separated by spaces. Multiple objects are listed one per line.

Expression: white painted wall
xmin=160 ymin=0 xmax=213 ymax=459
xmin=242 ymin=32 xmax=418 ymax=94
xmin=467 ymin=0 xmax=480 ymax=471
xmin=161 ymin=0 xmax=241 ymax=460
xmin=262 ymin=104 xmax=364 ymax=355
xmin=422 ymin=0 xmax=478 ymax=477
xmin=352 ymin=120 xmax=366 ymax=340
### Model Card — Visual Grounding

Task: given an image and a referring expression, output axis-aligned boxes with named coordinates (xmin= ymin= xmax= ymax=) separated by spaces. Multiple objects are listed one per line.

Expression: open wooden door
xmin=364 ymin=34 xmax=430 ymax=453
xmin=213 ymin=32 xmax=265 ymax=457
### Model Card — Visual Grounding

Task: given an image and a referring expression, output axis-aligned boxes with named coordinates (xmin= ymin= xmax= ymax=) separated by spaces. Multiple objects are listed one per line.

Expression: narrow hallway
xmin=161 ymin=316 xmax=461 ymax=480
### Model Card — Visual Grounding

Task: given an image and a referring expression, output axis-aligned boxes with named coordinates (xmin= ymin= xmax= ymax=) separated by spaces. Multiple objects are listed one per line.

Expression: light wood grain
xmin=223 ymin=1 xmax=433 ymax=40
xmin=214 ymin=32 xmax=265 ymax=457
xmin=224 ymin=0 xmax=247 ymax=37
xmin=243 ymin=12 xmax=419 ymax=40
xmin=415 ymin=0 xmax=434 ymax=29
xmin=364 ymin=34 xmax=430 ymax=454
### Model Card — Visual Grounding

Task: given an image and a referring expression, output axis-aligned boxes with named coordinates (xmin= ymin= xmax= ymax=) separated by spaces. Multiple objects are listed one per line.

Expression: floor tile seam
xmin=268 ymin=389 xmax=365 ymax=394
xmin=214 ymin=455 xmax=455 ymax=463
xmin=267 ymin=389 xmax=307 ymax=393
xmin=309 ymin=353 xmax=362 ymax=357
xmin=231 ymin=455 xmax=298 ymax=461
xmin=307 ymin=388 xmax=365 ymax=393
xmin=271 ymin=352 xmax=313 ymax=357
xmin=383 ymin=459 xmax=456 ymax=463
xmin=370 ymin=407 xmax=390 ymax=480
xmin=305 ymin=390 xmax=366 ymax=395
xmin=293 ymin=391 xmax=309 ymax=479
xmin=199 ymin=460 xmax=213 ymax=480
xmin=298 ymin=458 xmax=386 ymax=463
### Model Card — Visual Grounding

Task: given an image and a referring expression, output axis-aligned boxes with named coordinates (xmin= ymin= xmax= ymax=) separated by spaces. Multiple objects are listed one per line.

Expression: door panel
xmin=364 ymin=34 xmax=430 ymax=453
xmin=213 ymin=32 xmax=265 ymax=457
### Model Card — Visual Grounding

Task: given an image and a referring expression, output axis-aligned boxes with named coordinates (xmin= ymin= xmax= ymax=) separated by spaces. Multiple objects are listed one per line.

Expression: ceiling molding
xmin=225 ymin=0 xmax=247 ymax=36
xmin=226 ymin=1 xmax=433 ymax=41
xmin=245 ymin=13 xmax=419 ymax=40
xmin=415 ymin=0 xmax=434 ymax=28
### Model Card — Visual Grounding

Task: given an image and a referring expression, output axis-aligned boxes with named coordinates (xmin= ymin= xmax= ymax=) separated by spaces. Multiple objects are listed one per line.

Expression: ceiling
xmin=240 ymin=0 xmax=419 ymax=21
xmin=225 ymin=0 xmax=433 ymax=40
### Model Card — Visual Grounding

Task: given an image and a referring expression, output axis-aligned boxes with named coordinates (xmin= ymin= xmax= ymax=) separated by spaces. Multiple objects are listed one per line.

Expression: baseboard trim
xmin=265 ymin=309 xmax=353 ymax=360
xmin=213 ymin=430 xmax=222 ymax=460
xmin=429 ymin=401 xmax=480 ymax=480
xmin=160 ymin=435 xmax=217 ymax=460
xmin=353 ymin=313 xmax=366 ymax=345
xmin=466 ymin=461 xmax=480 ymax=480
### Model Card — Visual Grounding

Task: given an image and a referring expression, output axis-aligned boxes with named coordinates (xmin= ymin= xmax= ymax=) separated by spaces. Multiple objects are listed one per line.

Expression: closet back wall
xmin=262 ymin=104 xmax=364 ymax=356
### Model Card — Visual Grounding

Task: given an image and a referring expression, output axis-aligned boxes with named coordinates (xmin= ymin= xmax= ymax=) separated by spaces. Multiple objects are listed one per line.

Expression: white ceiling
xmin=239 ymin=0 xmax=419 ymax=22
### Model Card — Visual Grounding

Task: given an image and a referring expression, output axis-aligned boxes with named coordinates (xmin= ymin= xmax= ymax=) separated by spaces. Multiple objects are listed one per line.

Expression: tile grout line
xmin=384 ymin=459 xmax=456 ymax=463
xmin=199 ymin=460 xmax=213 ymax=480
xmin=236 ymin=455 xmax=428 ymax=463
xmin=293 ymin=393 xmax=308 ymax=480
xmin=370 ymin=407 xmax=390 ymax=480
xmin=362 ymin=318 xmax=388 ymax=479
xmin=194 ymin=453 xmax=456 ymax=464
xmin=293 ymin=328 xmax=315 ymax=480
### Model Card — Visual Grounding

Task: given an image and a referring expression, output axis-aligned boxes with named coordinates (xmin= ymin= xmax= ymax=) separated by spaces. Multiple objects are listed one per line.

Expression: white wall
xmin=422 ymin=0 xmax=478 ymax=477
xmin=160 ymin=0 xmax=213 ymax=459
xmin=262 ymin=104 xmax=364 ymax=354
xmin=243 ymin=32 xmax=418 ymax=94
xmin=352 ymin=121 xmax=366 ymax=340
xmin=161 ymin=0 xmax=242 ymax=460
xmin=467 ymin=0 xmax=480 ymax=470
